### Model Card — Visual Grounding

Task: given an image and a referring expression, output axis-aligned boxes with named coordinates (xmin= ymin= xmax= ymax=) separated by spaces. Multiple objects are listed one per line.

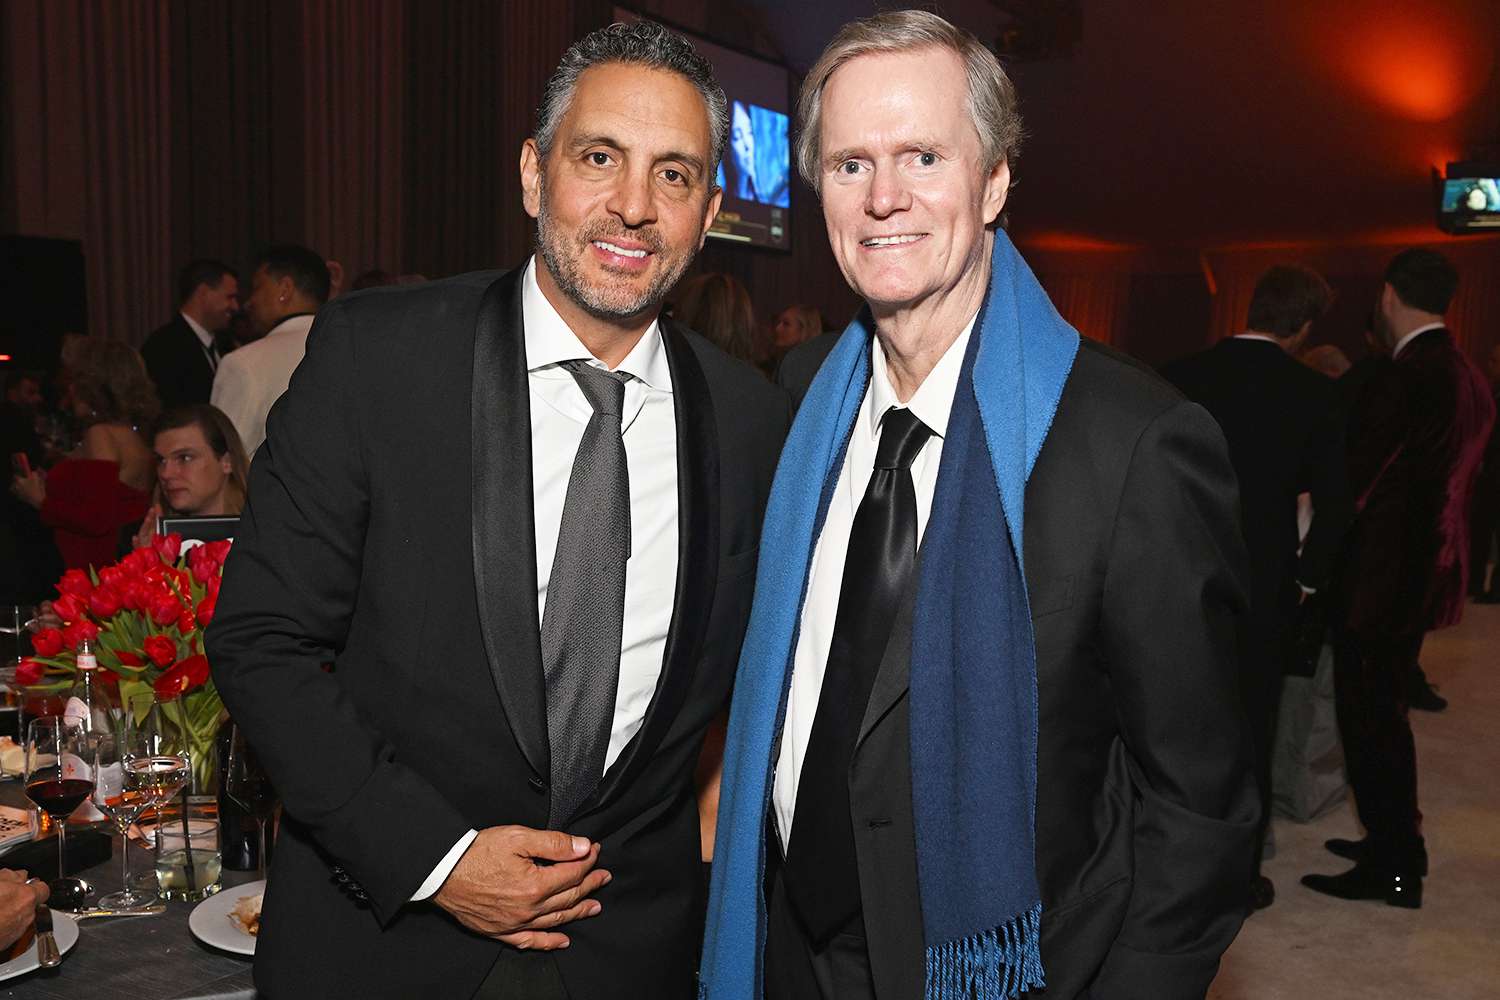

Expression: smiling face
xmin=817 ymin=47 xmax=1009 ymax=315
xmin=521 ymin=62 xmax=722 ymax=327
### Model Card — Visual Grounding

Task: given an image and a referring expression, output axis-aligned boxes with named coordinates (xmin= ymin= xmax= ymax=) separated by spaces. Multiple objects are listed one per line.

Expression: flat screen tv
xmin=613 ymin=9 xmax=792 ymax=251
xmin=1436 ymin=163 xmax=1500 ymax=234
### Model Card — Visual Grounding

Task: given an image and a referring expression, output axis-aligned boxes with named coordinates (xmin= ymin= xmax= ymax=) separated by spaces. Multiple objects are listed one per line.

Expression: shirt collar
xmin=180 ymin=311 xmax=214 ymax=350
xmin=521 ymin=257 xmax=671 ymax=392
xmin=1393 ymin=321 xmax=1445 ymax=360
xmin=867 ymin=311 xmax=978 ymax=440
xmin=1232 ymin=332 xmax=1281 ymax=345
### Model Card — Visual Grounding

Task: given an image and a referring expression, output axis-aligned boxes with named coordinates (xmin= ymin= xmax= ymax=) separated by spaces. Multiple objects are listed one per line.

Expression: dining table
xmin=0 ymin=782 xmax=258 ymax=999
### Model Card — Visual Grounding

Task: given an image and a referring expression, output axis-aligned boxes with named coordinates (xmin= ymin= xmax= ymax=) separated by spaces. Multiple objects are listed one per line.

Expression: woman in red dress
xmin=9 ymin=340 xmax=158 ymax=570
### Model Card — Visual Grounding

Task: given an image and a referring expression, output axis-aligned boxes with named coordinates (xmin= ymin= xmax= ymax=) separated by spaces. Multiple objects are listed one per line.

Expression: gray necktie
xmin=541 ymin=361 xmax=631 ymax=825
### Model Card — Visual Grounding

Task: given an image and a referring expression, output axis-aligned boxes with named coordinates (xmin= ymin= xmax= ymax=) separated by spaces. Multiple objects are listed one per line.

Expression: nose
xmin=605 ymin=163 xmax=658 ymax=229
xmin=864 ymin=164 xmax=910 ymax=219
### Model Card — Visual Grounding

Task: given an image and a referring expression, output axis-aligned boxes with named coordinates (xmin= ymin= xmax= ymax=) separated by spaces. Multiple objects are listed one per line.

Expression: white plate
xmin=0 ymin=910 xmax=80 ymax=982
xmin=188 ymin=879 xmax=263 ymax=956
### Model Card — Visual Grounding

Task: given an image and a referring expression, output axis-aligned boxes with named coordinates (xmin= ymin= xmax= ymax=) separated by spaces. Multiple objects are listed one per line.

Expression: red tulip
xmin=143 ymin=634 xmax=178 ymax=668
xmin=52 ymin=592 xmax=86 ymax=623
xmin=153 ymin=654 xmax=210 ymax=698
xmin=150 ymin=597 xmax=183 ymax=627
xmin=115 ymin=651 xmax=145 ymax=668
xmin=206 ymin=540 xmax=232 ymax=566
xmin=14 ymin=658 xmax=44 ymax=686
xmin=88 ymin=586 xmax=123 ymax=619
xmin=61 ymin=619 xmax=99 ymax=650
xmin=176 ymin=609 xmax=196 ymax=634
xmin=195 ymin=596 xmax=217 ymax=626
xmin=153 ymin=533 xmax=183 ymax=564
xmin=31 ymin=628 xmax=65 ymax=657
xmin=124 ymin=547 xmax=159 ymax=578
xmin=97 ymin=565 xmax=129 ymax=591
xmin=187 ymin=546 xmax=217 ymax=584
xmin=56 ymin=569 xmax=94 ymax=600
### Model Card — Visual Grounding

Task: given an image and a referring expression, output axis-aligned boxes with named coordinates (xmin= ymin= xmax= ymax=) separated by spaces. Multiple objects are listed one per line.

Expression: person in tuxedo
xmin=701 ymin=12 xmax=1257 ymax=1000
xmin=1303 ymin=249 xmax=1495 ymax=907
xmin=141 ymin=260 xmax=239 ymax=411
xmin=1163 ymin=265 xmax=1351 ymax=911
xmin=210 ymin=244 xmax=329 ymax=457
xmin=207 ymin=20 xmax=787 ymax=1000
xmin=1467 ymin=344 xmax=1500 ymax=602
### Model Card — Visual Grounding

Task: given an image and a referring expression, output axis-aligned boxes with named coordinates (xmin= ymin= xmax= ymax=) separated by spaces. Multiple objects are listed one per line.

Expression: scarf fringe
xmin=924 ymin=902 xmax=1045 ymax=1000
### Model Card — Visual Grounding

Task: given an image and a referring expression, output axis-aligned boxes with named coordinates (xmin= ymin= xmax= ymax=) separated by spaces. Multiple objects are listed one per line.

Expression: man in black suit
xmin=141 ymin=260 xmax=240 ymax=410
xmin=207 ymin=22 xmax=787 ymax=999
xmin=1163 ymin=265 xmax=1351 ymax=911
xmin=701 ymin=12 xmax=1256 ymax=1000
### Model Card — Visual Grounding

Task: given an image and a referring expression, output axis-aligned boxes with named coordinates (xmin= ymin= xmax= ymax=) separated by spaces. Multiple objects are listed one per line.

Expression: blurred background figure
xmin=211 ymin=244 xmax=330 ymax=456
xmin=8 ymin=339 xmax=158 ymax=570
xmin=772 ymin=303 xmax=822 ymax=354
xmin=2 ymin=369 xmax=61 ymax=602
xmin=673 ymin=271 xmax=759 ymax=366
xmin=131 ymin=404 xmax=250 ymax=551
xmin=141 ymin=259 xmax=240 ymax=410
xmin=1301 ymin=344 xmax=1352 ymax=379
xmin=1469 ymin=344 xmax=1500 ymax=603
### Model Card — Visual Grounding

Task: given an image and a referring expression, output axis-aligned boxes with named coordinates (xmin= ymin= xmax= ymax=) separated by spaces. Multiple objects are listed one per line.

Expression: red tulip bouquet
xmin=18 ymin=534 xmax=230 ymax=789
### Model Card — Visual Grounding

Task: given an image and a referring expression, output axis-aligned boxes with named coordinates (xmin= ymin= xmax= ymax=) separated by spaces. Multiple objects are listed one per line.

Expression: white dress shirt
xmin=412 ymin=258 xmax=679 ymax=900
xmin=180 ymin=311 xmax=218 ymax=369
xmin=211 ymin=313 xmax=317 ymax=456
xmin=772 ymin=316 xmax=975 ymax=851
xmin=1392 ymin=321 xmax=1445 ymax=360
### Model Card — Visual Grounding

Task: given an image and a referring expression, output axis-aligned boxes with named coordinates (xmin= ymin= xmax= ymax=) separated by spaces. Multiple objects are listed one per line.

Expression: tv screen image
xmin=614 ymin=8 xmax=792 ymax=250
xmin=1441 ymin=177 xmax=1500 ymax=214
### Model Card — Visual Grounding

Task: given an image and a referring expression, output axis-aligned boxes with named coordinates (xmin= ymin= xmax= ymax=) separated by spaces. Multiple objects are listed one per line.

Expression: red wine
xmin=26 ymin=777 xmax=95 ymax=817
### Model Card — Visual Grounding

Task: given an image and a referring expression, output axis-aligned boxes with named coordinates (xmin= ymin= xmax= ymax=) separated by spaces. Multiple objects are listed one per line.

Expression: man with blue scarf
xmin=701 ymin=11 xmax=1259 ymax=1000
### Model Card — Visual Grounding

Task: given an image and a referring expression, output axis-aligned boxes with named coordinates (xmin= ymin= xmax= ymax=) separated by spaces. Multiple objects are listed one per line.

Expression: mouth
xmin=590 ymin=239 xmax=655 ymax=271
xmin=860 ymin=233 xmax=928 ymax=249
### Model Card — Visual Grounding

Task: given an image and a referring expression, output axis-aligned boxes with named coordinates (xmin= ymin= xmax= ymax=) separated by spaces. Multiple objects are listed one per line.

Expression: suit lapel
xmin=580 ymin=318 xmax=721 ymax=816
xmin=470 ymin=269 xmax=550 ymax=782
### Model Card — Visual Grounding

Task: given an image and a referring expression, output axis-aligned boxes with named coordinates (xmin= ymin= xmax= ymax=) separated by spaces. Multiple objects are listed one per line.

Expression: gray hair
xmin=536 ymin=20 xmax=729 ymax=184
xmin=795 ymin=10 xmax=1023 ymax=193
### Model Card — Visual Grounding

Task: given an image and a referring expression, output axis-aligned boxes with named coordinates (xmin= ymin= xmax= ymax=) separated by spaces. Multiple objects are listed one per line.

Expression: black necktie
xmin=783 ymin=405 xmax=933 ymax=945
xmin=541 ymin=361 xmax=632 ymax=826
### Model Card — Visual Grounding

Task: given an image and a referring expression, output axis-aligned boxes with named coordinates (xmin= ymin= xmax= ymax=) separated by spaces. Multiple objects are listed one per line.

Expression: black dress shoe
xmin=1248 ymin=875 xmax=1275 ymax=911
xmin=1301 ymin=864 xmax=1422 ymax=908
xmin=1407 ymin=673 xmax=1448 ymax=712
xmin=1323 ymin=837 xmax=1429 ymax=875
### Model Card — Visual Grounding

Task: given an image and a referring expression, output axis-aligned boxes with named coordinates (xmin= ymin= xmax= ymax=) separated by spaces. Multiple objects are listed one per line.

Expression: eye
xmin=662 ymin=168 xmax=685 ymax=185
xmin=917 ymin=151 xmax=939 ymax=167
xmin=837 ymin=160 xmax=863 ymax=176
xmin=588 ymin=151 xmax=612 ymax=167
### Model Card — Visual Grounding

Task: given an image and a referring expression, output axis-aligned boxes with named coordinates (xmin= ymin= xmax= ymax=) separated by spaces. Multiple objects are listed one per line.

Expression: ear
xmin=697 ymin=185 xmax=724 ymax=249
xmin=219 ymin=452 xmax=233 ymax=476
xmin=520 ymin=139 xmax=543 ymax=220
xmin=982 ymin=159 xmax=1011 ymax=226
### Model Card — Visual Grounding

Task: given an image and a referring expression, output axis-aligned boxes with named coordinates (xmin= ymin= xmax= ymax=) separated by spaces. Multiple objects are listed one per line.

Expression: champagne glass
xmin=92 ymin=721 xmax=185 ymax=909
xmin=224 ymin=722 xmax=276 ymax=879
xmin=124 ymin=691 xmax=207 ymax=899
xmin=24 ymin=716 xmax=94 ymax=910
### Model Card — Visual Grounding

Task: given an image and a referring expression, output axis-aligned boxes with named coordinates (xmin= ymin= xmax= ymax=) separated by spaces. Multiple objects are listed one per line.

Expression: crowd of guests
xmin=2 ymin=247 xmax=824 ymax=604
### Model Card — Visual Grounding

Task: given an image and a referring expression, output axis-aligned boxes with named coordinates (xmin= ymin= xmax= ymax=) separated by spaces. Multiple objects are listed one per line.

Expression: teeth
xmin=861 ymin=234 xmax=924 ymax=247
xmin=595 ymin=240 xmax=648 ymax=258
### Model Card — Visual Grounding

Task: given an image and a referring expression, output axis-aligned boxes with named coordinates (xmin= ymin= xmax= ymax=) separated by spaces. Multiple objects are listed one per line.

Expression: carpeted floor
xmin=1209 ymin=602 xmax=1500 ymax=999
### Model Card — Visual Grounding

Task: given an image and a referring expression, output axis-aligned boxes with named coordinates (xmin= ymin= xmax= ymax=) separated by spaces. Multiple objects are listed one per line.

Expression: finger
xmin=26 ymin=880 xmax=48 ymax=904
xmin=522 ymin=897 xmax=603 ymax=931
xmin=0 ymin=871 xmax=23 ymax=884
xmin=496 ymin=930 xmax=571 ymax=951
xmin=514 ymin=828 xmax=592 ymax=863
xmin=534 ymin=866 xmax=611 ymax=916
xmin=528 ymin=850 xmax=605 ymax=898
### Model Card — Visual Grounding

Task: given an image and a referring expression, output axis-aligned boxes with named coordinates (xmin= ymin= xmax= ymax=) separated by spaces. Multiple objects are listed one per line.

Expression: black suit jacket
xmin=1162 ymin=339 xmax=1350 ymax=650
xmin=207 ymin=268 xmax=789 ymax=999
xmin=778 ymin=334 xmax=1258 ymax=1000
xmin=142 ymin=314 xmax=218 ymax=410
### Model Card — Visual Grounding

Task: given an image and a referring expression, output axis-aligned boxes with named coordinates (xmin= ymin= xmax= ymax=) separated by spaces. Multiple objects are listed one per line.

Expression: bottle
xmin=216 ymin=718 xmax=260 ymax=871
xmin=63 ymin=639 xmax=118 ymax=739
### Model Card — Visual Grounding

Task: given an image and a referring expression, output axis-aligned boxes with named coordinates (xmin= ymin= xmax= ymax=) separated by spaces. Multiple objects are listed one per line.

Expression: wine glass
xmin=92 ymin=719 xmax=186 ymax=909
xmin=224 ymin=722 xmax=276 ymax=879
xmin=123 ymin=691 xmax=202 ymax=899
xmin=24 ymin=716 xmax=94 ymax=910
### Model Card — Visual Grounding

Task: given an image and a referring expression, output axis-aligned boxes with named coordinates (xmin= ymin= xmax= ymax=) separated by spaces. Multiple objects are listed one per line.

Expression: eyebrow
xmin=569 ymin=133 xmax=707 ymax=180
xmin=824 ymin=138 xmax=954 ymax=165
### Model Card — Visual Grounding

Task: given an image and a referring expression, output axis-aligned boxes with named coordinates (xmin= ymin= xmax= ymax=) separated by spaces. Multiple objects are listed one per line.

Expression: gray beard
xmin=535 ymin=181 xmax=695 ymax=322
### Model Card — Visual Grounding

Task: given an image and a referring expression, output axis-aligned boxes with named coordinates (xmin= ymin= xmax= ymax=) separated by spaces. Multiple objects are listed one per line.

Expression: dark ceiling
xmin=745 ymin=0 xmax=1500 ymax=250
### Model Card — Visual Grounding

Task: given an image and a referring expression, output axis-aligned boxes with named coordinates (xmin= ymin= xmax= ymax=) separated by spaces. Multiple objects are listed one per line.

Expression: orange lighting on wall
xmin=1308 ymin=2 xmax=1493 ymax=121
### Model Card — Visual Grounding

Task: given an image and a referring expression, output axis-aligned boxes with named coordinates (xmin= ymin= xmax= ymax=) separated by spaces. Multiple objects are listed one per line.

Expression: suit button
xmin=528 ymin=775 xmax=547 ymax=794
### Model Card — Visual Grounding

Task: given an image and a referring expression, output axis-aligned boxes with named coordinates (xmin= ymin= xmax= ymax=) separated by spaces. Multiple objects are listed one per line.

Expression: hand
xmin=0 ymin=870 xmax=48 ymax=951
xmin=29 ymin=601 xmax=62 ymax=633
xmin=134 ymin=503 xmax=164 ymax=551
xmin=432 ymin=825 xmax=610 ymax=950
xmin=8 ymin=470 xmax=44 ymax=509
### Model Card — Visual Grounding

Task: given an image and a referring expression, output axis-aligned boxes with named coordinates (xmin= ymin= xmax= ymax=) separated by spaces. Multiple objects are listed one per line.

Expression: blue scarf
xmin=700 ymin=233 xmax=1079 ymax=1000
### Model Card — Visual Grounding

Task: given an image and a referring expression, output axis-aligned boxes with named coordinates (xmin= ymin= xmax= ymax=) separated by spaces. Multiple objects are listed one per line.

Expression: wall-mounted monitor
xmin=1436 ymin=162 xmax=1500 ymax=234
xmin=614 ymin=9 xmax=792 ymax=251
